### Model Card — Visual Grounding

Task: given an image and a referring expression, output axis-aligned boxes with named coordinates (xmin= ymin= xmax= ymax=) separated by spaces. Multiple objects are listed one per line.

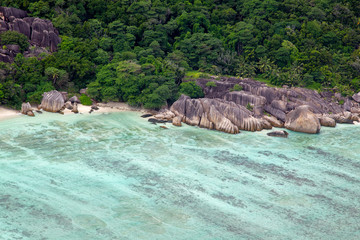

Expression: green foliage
xmin=0 ymin=31 xmax=29 ymax=52
xmin=230 ymin=84 xmax=243 ymax=92
xmin=1 ymin=0 xmax=360 ymax=108
xmin=178 ymin=81 xmax=204 ymax=98
xmin=206 ymin=81 xmax=217 ymax=88
xmin=79 ymin=94 xmax=92 ymax=105
xmin=246 ymin=103 xmax=253 ymax=111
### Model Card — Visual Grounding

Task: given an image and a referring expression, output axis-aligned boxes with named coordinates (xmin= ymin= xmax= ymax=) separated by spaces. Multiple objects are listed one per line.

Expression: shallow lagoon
xmin=0 ymin=112 xmax=359 ymax=239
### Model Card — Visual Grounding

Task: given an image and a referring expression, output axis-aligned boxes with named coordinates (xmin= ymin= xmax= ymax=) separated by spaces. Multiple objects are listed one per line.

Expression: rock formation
xmin=72 ymin=102 xmax=79 ymax=113
xmin=21 ymin=102 xmax=34 ymax=116
xmin=158 ymin=77 xmax=360 ymax=134
xmin=285 ymin=105 xmax=321 ymax=134
xmin=0 ymin=7 xmax=61 ymax=62
xmin=40 ymin=90 xmax=65 ymax=112
xmin=69 ymin=96 xmax=80 ymax=104
xmin=168 ymin=95 xmax=269 ymax=134
xmin=319 ymin=116 xmax=336 ymax=127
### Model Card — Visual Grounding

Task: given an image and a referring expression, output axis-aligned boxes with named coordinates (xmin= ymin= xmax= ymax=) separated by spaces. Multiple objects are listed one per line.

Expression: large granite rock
xmin=285 ymin=105 xmax=321 ymax=134
xmin=195 ymin=77 xmax=345 ymax=117
xmin=0 ymin=7 xmax=61 ymax=62
xmin=170 ymin=95 xmax=267 ymax=134
xmin=40 ymin=90 xmax=65 ymax=112
xmin=319 ymin=116 xmax=336 ymax=127
xmin=21 ymin=102 xmax=32 ymax=114
xmin=352 ymin=92 xmax=360 ymax=103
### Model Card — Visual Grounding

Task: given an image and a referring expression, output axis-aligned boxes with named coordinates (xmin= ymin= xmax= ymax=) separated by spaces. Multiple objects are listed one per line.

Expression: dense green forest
xmin=0 ymin=0 xmax=359 ymax=109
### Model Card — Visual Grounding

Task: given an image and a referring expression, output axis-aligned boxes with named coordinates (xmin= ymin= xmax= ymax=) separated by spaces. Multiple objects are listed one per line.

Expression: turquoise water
xmin=0 ymin=112 xmax=359 ymax=240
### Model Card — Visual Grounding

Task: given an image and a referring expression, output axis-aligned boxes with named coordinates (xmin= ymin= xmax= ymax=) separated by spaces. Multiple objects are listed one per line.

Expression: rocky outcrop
xmin=69 ymin=96 xmax=80 ymax=104
xmin=21 ymin=102 xmax=34 ymax=116
xmin=40 ymin=90 xmax=65 ymax=112
xmin=352 ymin=92 xmax=360 ymax=103
xmin=319 ymin=116 xmax=336 ymax=127
xmin=72 ymin=102 xmax=79 ymax=113
xmin=195 ymin=78 xmax=345 ymax=116
xmin=168 ymin=95 xmax=269 ymax=134
xmin=263 ymin=115 xmax=284 ymax=128
xmin=0 ymin=7 xmax=61 ymax=62
xmin=285 ymin=105 xmax=321 ymax=134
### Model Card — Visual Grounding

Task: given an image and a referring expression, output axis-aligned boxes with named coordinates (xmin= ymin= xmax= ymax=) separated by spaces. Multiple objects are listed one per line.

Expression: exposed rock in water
xmin=169 ymin=95 xmax=269 ymax=134
xmin=40 ymin=90 xmax=65 ymax=112
xmin=172 ymin=116 xmax=182 ymax=127
xmin=285 ymin=105 xmax=321 ymax=134
xmin=141 ymin=114 xmax=153 ymax=118
xmin=154 ymin=110 xmax=175 ymax=121
xmin=319 ymin=116 xmax=336 ymax=127
xmin=160 ymin=126 xmax=168 ymax=129
xmin=26 ymin=110 xmax=35 ymax=117
xmin=148 ymin=118 xmax=167 ymax=124
xmin=267 ymin=130 xmax=288 ymax=138
xmin=21 ymin=102 xmax=32 ymax=115
xmin=263 ymin=115 xmax=284 ymax=128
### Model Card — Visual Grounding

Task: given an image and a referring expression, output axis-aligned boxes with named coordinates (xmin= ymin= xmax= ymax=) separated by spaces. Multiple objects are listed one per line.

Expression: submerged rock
xmin=285 ymin=105 xmax=321 ymax=134
xmin=148 ymin=118 xmax=167 ymax=124
xmin=267 ymin=130 xmax=288 ymax=138
xmin=141 ymin=114 xmax=153 ymax=118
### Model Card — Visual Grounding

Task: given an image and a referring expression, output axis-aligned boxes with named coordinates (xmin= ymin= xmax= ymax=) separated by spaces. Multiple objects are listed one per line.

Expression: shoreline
xmin=0 ymin=106 xmax=21 ymax=121
xmin=0 ymin=102 xmax=154 ymax=122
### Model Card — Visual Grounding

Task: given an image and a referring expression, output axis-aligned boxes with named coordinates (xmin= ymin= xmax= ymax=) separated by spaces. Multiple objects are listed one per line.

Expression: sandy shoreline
xmin=0 ymin=106 xmax=21 ymax=121
xmin=0 ymin=102 xmax=154 ymax=122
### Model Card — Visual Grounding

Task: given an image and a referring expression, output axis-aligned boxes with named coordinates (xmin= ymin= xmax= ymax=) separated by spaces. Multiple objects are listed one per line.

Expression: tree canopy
xmin=0 ymin=0 xmax=359 ymax=109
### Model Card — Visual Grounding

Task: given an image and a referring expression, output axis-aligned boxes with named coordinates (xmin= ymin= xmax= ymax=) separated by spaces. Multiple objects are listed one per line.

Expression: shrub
xmin=0 ymin=31 xmax=29 ymax=52
xmin=80 ymin=94 xmax=92 ymax=105
xmin=230 ymin=84 xmax=243 ymax=92
xmin=206 ymin=81 xmax=217 ymax=87
xmin=178 ymin=81 xmax=204 ymax=98
xmin=246 ymin=103 xmax=253 ymax=111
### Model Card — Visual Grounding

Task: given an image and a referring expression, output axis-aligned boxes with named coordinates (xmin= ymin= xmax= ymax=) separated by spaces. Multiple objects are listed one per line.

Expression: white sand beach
xmin=0 ymin=106 xmax=20 ymax=121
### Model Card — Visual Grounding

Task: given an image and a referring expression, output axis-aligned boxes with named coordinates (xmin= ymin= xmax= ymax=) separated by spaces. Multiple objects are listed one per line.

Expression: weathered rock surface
xmin=71 ymin=102 xmax=79 ymax=113
xmin=263 ymin=115 xmax=284 ymax=128
xmin=172 ymin=116 xmax=182 ymax=126
xmin=267 ymin=130 xmax=288 ymax=138
xmin=285 ymin=105 xmax=321 ymax=134
xmin=169 ymin=95 xmax=268 ymax=134
xmin=0 ymin=7 xmax=61 ymax=62
xmin=21 ymin=102 xmax=32 ymax=114
xmin=319 ymin=116 xmax=336 ymax=127
xmin=69 ymin=96 xmax=80 ymax=104
xmin=352 ymin=92 xmax=360 ymax=103
xmin=195 ymin=78 xmax=345 ymax=116
xmin=40 ymin=90 xmax=65 ymax=112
